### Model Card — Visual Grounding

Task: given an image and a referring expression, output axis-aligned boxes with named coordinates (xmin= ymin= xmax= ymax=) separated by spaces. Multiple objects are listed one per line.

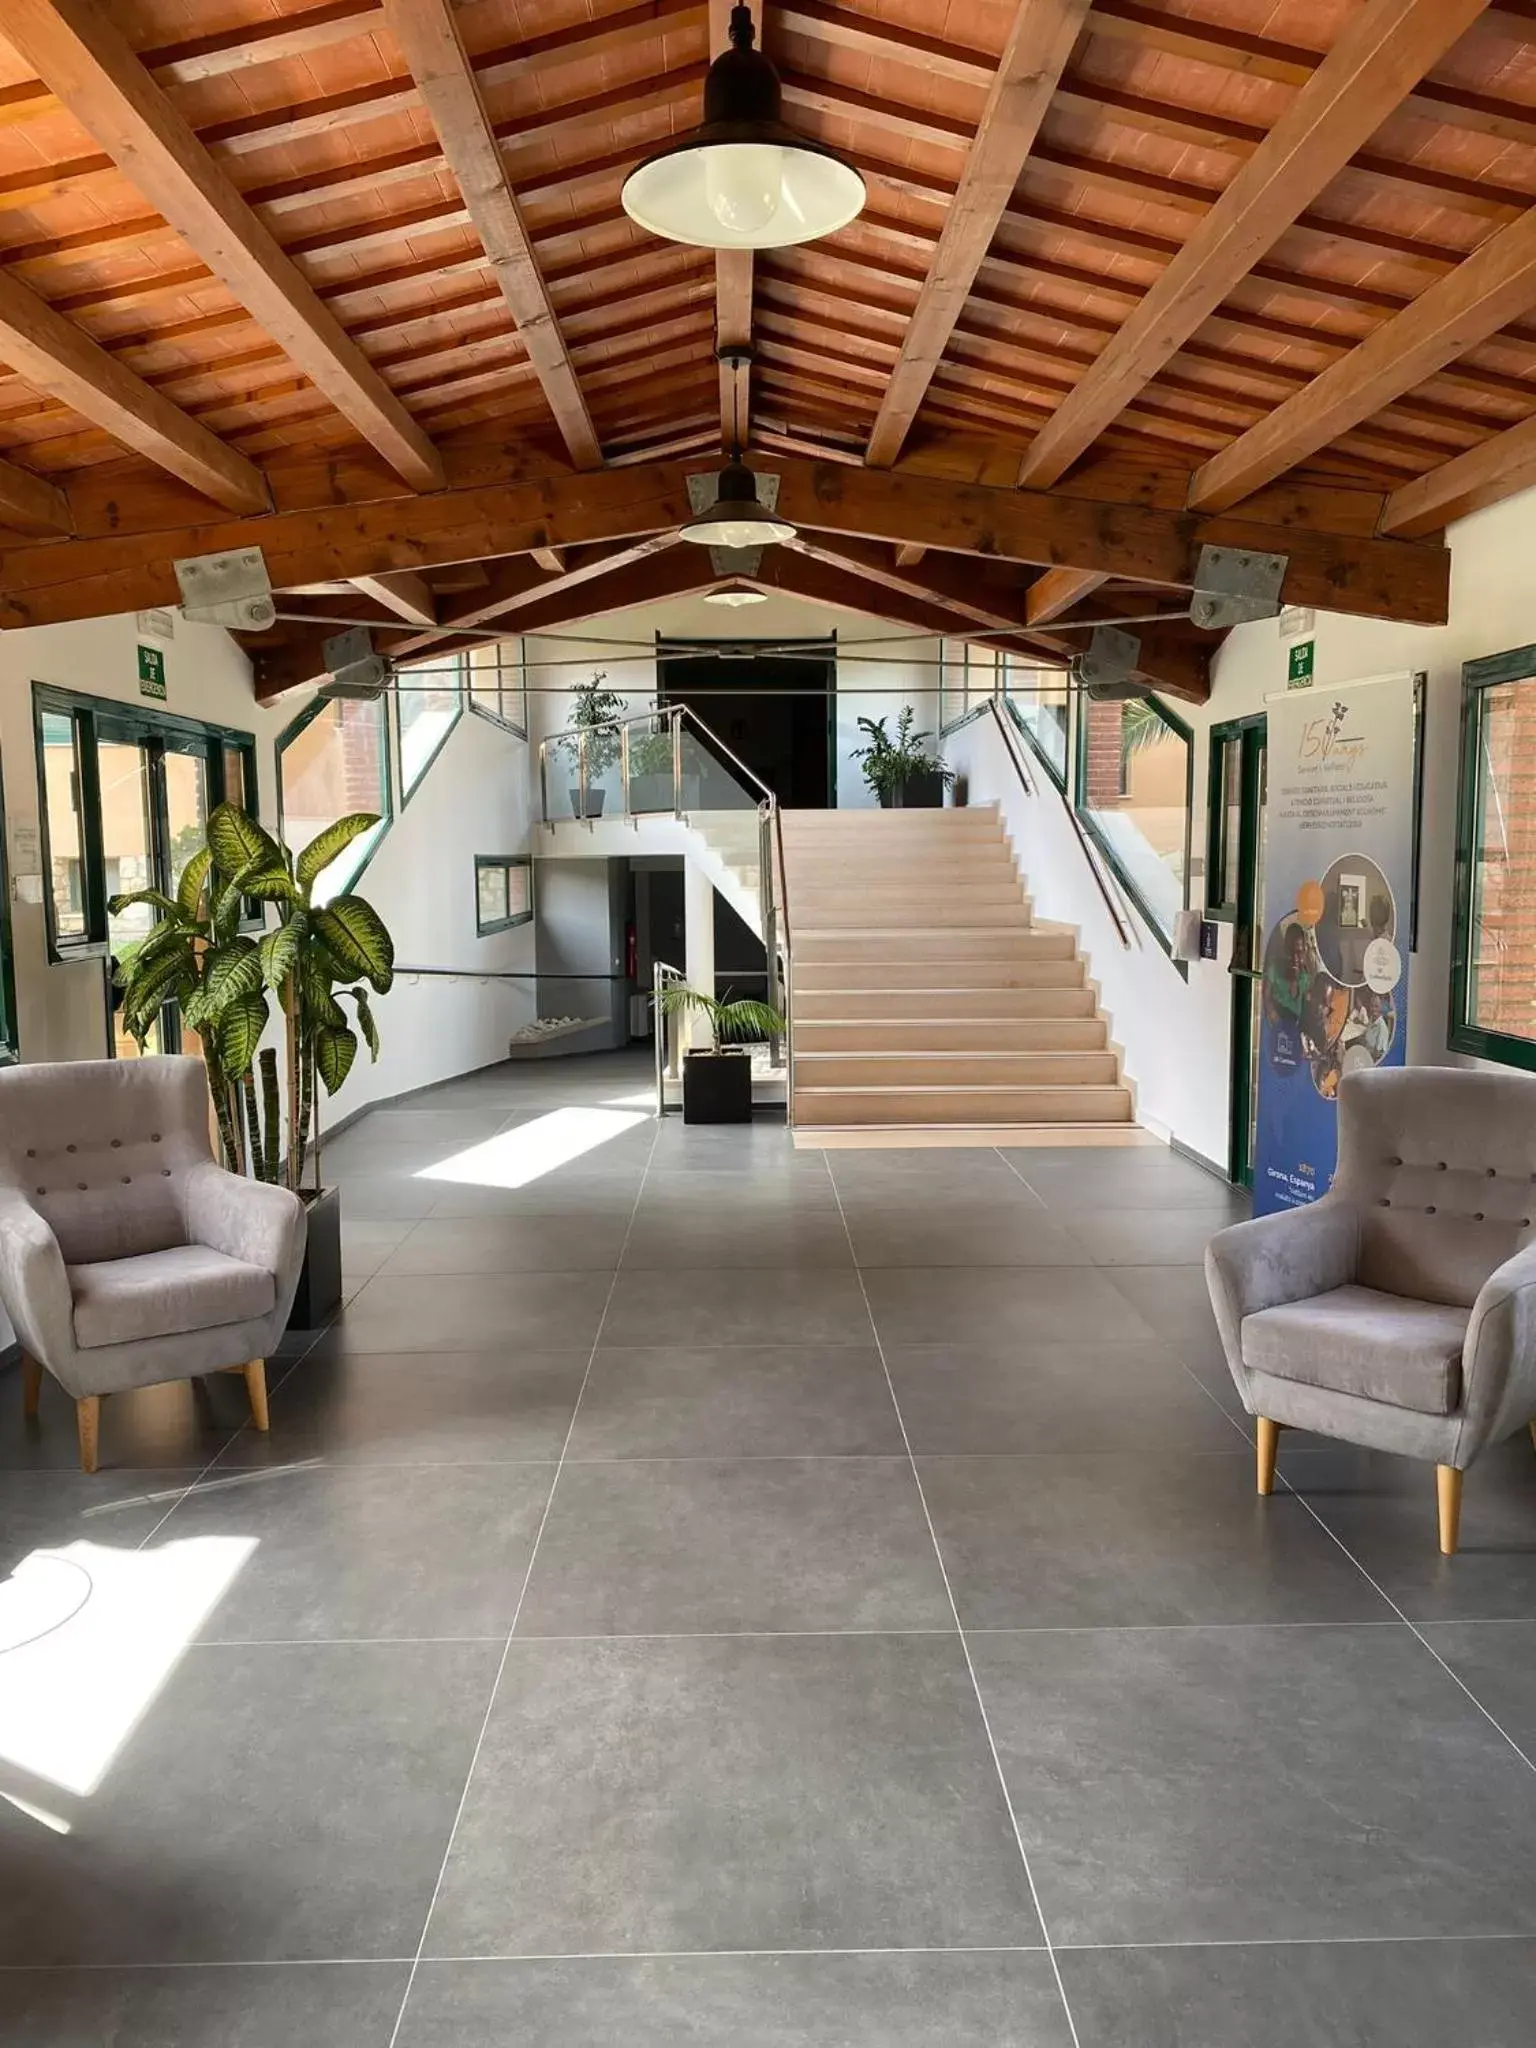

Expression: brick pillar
xmin=1084 ymin=700 xmax=1126 ymax=807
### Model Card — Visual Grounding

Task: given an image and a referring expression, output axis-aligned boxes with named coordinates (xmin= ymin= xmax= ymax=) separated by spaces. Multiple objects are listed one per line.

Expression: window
xmin=397 ymin=651 xmax=464 ymax=799
xmin=475 ymin=855 xmax=533 ymax=934
xmin=278 ymin=694 xmax=390 ymax=903
xmin=469 ymin=637 xmax=528 ymax=736
xmin=1003 ymin=658 xmax=1070 ymax=787
xmin=34 ymin=687 xmax=257 ymax=964
xmin=1451 ymin=647 xmax=1536 ymax=1069
xmin=1075 ymin=692 xmax=1193 ymax=950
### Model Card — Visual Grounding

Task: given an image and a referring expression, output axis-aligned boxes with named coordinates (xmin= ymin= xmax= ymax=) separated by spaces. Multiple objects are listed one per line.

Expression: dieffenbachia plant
xmin=111 ymin=802 xmax=394 ymax=1193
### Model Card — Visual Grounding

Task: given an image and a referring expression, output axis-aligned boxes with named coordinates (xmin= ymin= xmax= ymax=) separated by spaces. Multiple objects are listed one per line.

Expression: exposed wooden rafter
xmin=1026 ymin=566 xmax=1109 ymax=624
xmin=378 ymin=0 xmax=601 ymax=470
xmin=864 ymin=0 xmax=1091 ymax=470
xmin=351 ymin=569 xmax=436 ymax=625
xmin=3 ymin=0 xmax=444 ymax=491
xmin=1015 ymin=0 xmax=1494 ymax=490
xmin=1382 ymin=416 xmax=1536 ymax=539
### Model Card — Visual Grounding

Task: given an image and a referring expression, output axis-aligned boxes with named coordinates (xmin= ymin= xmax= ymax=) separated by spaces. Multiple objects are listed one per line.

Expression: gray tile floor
xmin=4 ymin=1048 xmax=1536 ymax=2043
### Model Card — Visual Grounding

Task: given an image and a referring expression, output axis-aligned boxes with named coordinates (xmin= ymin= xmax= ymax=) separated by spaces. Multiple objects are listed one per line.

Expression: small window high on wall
xmin=1452 ymin=645 xmax=1536 ymax=1069
xmin=278 ymin=695 xmax=390 ymax=902
xmin=469 ymin=638 xmax=528 ymax=736
xmin=1075 ymin=692 xmax=1192 ymax=951
xmin=396 ymin=652 xmax=463 ymax=800
xmin=475 ymin=856 xmax=532 ymax=935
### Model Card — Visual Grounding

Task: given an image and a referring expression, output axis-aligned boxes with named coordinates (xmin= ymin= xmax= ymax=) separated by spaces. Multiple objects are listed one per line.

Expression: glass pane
xmin=99 ymin=739 xmax=159 ymax=1060
xmin=222 ymin=742 xmax=249 ymax=812
xmin=1209 ymin=735 xmax=1242 ymax=912
xmin=280 ymin=698 xmax=388 ymax=902
xmin=1005 ymin=662 xmax=1069 ymax=783
xmin=1079 ymin=697 xmax=1190 ymax=941
xmin=398 ymin=654 xmax=462 ymax=792
xmin=507 ymin=863 xmax=531 ymax=918
xmin=627 ymin=715 xmax=676 ymax=812
xmin=1468 ymin=679 xmax=1536 ymax=1042
xmin=477 ymin=863 xmax=510 ymax=927
xmin=163 ymin=747 xmax=210 ymax=900
xmin=41 ymin=710 xmax=88 ymax=944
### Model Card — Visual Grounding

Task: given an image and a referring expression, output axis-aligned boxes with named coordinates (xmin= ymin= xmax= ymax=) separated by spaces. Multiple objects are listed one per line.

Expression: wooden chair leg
xmin=21 ymin=1353 xmax=42 ymax=1420
xmin=76 ymin=1395 xmax=100 ymax=1475
xmin=1437 ymin=1465 xmax=1463 ymax=1557
xmin=1256 ymin=1417 xmax=1280 ymax=1497
xmin=242 ymin=1360 xmax=269 ymax=1432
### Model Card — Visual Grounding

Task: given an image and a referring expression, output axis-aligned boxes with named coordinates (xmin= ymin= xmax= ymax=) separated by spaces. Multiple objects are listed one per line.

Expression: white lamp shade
xmin=622 ymin=139 xmax=866 ymax=251
xmin=705 ymin=586 xmax=769 ymax=607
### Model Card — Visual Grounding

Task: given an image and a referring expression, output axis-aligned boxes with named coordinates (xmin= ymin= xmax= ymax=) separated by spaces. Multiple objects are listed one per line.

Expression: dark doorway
xmin=657 ymin=638 xmax=834 ymax=808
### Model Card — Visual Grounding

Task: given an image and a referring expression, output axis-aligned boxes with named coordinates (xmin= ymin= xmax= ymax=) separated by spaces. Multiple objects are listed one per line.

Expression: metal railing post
xmin=578 ymin=730 xmax=589 ymax=827
xmin=538 ymin=739 xmax=549 ymax=826
xmin=671 ymin=707 xmax=684 ymax=817
xmin=620 ymin=717 xmax=631 ymax=817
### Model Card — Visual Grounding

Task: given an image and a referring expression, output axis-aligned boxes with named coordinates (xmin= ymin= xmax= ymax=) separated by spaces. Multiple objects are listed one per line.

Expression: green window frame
xmin=1206 ymin=715 xmax=1264 ymax=921
xmin=33 ymin=684 xmax=259 ymax=963
xmin=277 ymin=692 xmax=392 ymax=902
xmin=396 ymin=650 xmax=464 ymax=802
xmin=1450 ymin=644 xmax=1536 ymax=1072
xmin=1073 ymin=690 xmax=1193 ymax=959
xmin=468 ymin=637 xmax=529 ymax=737
xmin=475 ymin=855 xmax=533 ymax=935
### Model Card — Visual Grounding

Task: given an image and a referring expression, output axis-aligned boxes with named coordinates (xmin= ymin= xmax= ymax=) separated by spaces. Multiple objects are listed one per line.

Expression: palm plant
xmin=659 ymin=983 xmax=784 ymax=1050
xmin=111 ymin=802 xmax=394 ymax=1193
xmin=851 ymin=706 xmax=955 ymax=803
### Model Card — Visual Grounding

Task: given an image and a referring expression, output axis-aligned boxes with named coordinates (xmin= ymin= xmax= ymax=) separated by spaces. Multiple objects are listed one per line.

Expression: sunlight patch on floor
xmin=413 ymin=1106 xmax=649 ymax=1188
xmin=0 ymin=1535 xmax=255 ymax=1798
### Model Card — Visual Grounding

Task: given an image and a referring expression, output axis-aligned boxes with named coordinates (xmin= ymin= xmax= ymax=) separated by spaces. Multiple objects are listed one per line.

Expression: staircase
xmin=781 ymin=806 xmax=1132 ymax=1130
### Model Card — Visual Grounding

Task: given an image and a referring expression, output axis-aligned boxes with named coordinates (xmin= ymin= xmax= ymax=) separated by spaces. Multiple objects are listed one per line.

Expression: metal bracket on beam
xmin=685 ymin=470 xmax=782 ymax=520
xmin=1188 ymin=544 xmax=1288 ymax=632
xmin=1071 ymin=624 xmax=1143 ymax=695
xmin=320 ymin=626 xmax=390 ymax=701
xmin=173 ymin=546 xmax=276 ymax=631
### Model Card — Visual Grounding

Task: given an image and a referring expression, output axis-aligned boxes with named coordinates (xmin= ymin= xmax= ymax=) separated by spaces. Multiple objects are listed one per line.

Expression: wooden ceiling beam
xmin=1015 ymin=0 xmax=1494 ymax=491
xmin=864 ymin=0 xmax=1090 ymax=471
xmin=1085 ymin=0 xmax=1536 ymax=150
xmin=1027 ymin=566 xmax=1109 ymax=624
xmin=351 ymin=569 xmax=436 ymax=624
xmin=1380 ymin=414 xmax=1536 ymax=537
xmin=775 ymin=3 xmax=994 ymax=88
xmin=4 ymin=0 xmax=444 ymax=493
xmin=0 ymin=266 xmax=269 ymax=512
xmin=1191 ymin=205 xmax=1536 ymax=513
xmin=379 ymin=0 xmax=600 ymax=471
xmin=0 ymin=452 xmax=71 ymax=533
xmin=0 ymin=455 xmax=1449 ymax=631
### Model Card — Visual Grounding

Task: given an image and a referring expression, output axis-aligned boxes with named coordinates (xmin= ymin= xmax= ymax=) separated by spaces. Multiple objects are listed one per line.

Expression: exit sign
xmin=137 ymin=644 xmax=167 ymax=699
xmin=1287 ymin=639 xmax=1315 ymax=687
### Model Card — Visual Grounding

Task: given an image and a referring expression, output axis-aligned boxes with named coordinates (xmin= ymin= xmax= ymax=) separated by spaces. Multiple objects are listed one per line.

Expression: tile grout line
xmin=1174 ymin=1320 xmax=1536 ymax=1780
xmin=821 ymin=1149 xmax=1085 ymax=2048
xmin=383 ymin=1114 xmax=665 ymax=2048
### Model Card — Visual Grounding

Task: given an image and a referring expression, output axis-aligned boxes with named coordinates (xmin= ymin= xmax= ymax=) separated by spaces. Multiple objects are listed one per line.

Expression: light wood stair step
xmin=793 ymin=1083 xmax=1134 ymax=1127
xmin=793 ymin=929 xmax=1073 ymax=964
xmin=794 ymin=958 xmax=1086 ymax=991
xmin=796 ymin=1051 xmax=1122 ymax=1087
xmin=793 ymin=987 xmax=1100 ymax=1020
xmin=793 ymin=1017 xmax=1110 ymax=1053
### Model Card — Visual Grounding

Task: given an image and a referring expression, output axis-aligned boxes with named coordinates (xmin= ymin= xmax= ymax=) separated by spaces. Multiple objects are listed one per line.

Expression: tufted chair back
xmin=1333 ymin=1066 xmax=1536 ymax=1308
xmin=0 ymin=1057 xmax=212 ymax=1265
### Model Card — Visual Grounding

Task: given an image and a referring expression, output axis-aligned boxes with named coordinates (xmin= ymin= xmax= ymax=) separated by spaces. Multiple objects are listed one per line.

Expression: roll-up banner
xmin=1252 ymin=672 xmax=1418 ymax=1218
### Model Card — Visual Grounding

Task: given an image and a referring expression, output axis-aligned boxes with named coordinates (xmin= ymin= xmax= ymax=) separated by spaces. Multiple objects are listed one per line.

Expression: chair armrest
xmin=1205 ymin=1198 xmax=1360 ymax=1362
xmin=183 ymin=1161 xmax=305 ymax=1278
xmin=0 ymin=1187 xmax=75 ymax=1368
xmin=1459 ymin=1240 xmax=1536 ymax=1457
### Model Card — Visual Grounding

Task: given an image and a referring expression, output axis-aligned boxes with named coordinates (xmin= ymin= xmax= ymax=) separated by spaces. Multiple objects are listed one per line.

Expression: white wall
xmin=525 ymin=588 xmax=938 ymax=809
xmin=949 ymin=483 xmax=1536 ymax=1172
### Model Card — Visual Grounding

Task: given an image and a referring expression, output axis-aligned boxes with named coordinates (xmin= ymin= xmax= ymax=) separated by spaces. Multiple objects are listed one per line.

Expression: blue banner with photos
xmin=1252 ymin=674 xmax=1417 ymax=1216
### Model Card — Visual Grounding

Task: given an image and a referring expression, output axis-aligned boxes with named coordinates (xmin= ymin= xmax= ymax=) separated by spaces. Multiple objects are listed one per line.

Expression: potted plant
xmin=628 ymin=714 xmax=676 ymax=813
xmin=563 ymin=671 xmax=625 ymax=817
xmin=659 ymin=984 xmax=784 ymax=1123
xmin=852 ymin=707 xmax=956 ymax=808
xmin=111 ymin=802 xmax=394 ymax=1329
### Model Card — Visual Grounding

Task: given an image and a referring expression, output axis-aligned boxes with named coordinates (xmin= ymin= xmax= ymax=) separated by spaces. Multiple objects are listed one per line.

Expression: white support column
xmin=683 ymin=854 xmax=717 ymax=1054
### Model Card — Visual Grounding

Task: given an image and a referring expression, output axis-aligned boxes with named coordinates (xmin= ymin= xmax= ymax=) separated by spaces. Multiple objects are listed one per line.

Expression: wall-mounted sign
xmin=137 ymin=644 xmax=167 ymax=699
xmin=136 ymin=607 xmax=175 ymax=640
xmin=1278 ymin=605 xmax=1315 ymax=641
xmin=1286 ymin=639 xmax=1315 ymax=686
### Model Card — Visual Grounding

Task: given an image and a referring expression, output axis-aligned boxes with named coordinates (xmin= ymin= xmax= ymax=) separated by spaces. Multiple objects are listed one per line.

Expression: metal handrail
xmin=539 ymin=702 xmax=777 ymax=813
xmin=986 ymin=695 xmax=1134 ymax=951
xmin=653 ymin=957 xmax=687 ymax=1117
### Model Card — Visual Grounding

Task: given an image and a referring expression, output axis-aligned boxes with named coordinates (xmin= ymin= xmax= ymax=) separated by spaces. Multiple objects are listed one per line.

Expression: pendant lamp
xmin=621 ymin=5 xmax=865 ymax=249
xmin=679 ymin=453 xmax=795 ymax=548
xmin=704 ymin=583 xmax=769 ymax=608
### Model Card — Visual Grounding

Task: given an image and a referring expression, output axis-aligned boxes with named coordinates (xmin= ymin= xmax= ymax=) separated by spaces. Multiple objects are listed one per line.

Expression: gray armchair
xmin=0 ymin=1057 xmax=306 ymax=1471
xmin=1206 ymin=1066 xmax=1536 ymax=1554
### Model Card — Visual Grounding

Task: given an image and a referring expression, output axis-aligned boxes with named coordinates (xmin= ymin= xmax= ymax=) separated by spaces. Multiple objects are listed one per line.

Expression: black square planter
xmin=287 ymin=1183 xmax=343 ymax=1330
xmin=682 ymin=1049 xmax=754 ymax=1124
xmin=881 ymin=769 xmax=946 ymax=809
